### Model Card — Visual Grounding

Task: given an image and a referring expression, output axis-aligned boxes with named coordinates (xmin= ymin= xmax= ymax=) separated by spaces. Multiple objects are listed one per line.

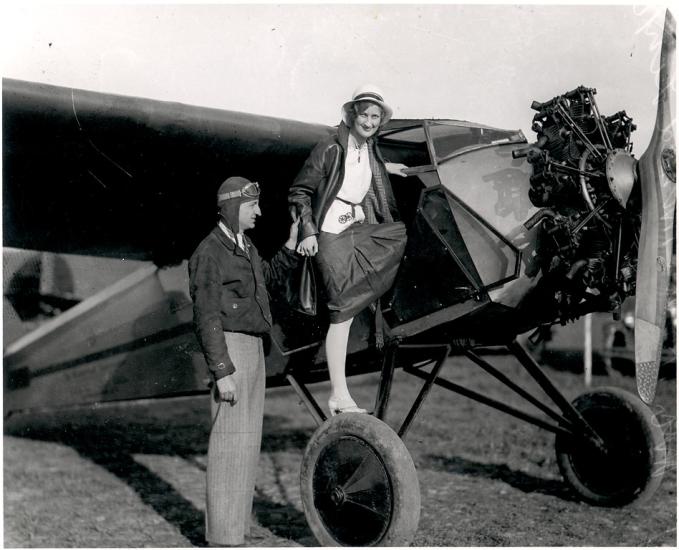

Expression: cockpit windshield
xmin=427 ymin=122 xmax=524 ymax=162
xmin=380 ymin=121 xmax=524 ymax=165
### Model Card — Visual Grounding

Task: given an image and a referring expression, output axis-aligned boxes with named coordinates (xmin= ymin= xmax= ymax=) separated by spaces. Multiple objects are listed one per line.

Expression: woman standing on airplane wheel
xmin=288 ymin=84 xmax=409 ymax=416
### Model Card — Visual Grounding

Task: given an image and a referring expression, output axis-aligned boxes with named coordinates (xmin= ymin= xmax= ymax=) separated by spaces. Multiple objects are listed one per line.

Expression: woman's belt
xmin=335 ymin=196 xmax=362 ymax=223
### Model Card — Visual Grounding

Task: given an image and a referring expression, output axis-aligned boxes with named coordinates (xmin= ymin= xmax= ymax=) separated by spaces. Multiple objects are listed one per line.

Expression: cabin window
xmin=379 ymin=125 xmax=432 ymax=167
xmin=386 ymin=186 xmax=485 ymax=325
xmin=420 ymin=186 xmax=519 ymax=289
xmin=420 ymin=189 xmax=483 ymax=289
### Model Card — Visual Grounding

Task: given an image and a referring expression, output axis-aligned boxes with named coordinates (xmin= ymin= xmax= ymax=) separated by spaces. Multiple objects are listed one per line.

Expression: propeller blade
xmin=635 ymin=10 xmax=676 ymax=404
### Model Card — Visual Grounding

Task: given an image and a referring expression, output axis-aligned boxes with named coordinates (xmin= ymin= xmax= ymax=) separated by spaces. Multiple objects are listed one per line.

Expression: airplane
xmin=3 ymin=10 xmax=675 ymax=547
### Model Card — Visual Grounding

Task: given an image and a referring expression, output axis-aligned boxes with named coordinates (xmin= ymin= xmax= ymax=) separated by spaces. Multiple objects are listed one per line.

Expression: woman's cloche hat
xmin=341 ymin=84 xmax=393 ymax=127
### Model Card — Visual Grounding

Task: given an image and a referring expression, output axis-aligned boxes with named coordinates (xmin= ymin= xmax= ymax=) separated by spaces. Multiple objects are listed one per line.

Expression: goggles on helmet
xmin=218 ymin=181 xmax=260 ymax=202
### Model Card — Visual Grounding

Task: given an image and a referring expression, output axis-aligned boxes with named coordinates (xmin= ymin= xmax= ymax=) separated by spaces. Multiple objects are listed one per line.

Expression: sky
xmin=1 ymin=3 xmax=672 ymax=153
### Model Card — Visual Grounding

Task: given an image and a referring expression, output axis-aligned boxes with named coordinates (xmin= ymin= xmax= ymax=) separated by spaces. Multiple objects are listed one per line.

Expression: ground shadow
xmin=257 ymin=417 xmax=315 ymax=542
xmin=5 ymin=410 xmax=315 ymax=547
xmin=422 ymin=453 xmax=577 ymax=502
xmin=261 ymin=416 xmax=315 ymax=453
xmin=185 ymin=455 xmax=314 ymax=545
xmin=253 ymin=495 xmax=314 ymax=544
xmin=5 ymin=418 xmax=208 ymax=546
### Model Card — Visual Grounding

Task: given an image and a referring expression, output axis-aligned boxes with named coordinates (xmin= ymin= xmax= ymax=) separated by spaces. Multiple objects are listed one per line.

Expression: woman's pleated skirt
xmin=316 ymin=221 xmax=406 ymax=323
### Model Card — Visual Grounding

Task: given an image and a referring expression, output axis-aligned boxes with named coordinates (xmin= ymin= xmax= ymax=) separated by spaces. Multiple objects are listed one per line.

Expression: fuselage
xmin=2 ymin=79 xmax=556 ymax=415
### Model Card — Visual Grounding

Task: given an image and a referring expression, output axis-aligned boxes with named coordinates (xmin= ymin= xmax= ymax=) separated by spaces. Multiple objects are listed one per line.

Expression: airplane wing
xmin=3 ymin=78 xmax=332 ymax=263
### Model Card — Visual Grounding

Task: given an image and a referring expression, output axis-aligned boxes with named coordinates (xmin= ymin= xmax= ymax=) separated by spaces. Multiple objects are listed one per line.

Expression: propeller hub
xmin=605 ymin=149 xmax=636 ymax=207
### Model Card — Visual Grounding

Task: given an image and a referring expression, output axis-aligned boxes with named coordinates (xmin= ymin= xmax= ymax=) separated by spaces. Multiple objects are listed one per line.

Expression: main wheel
xmin=555 ymin=387 xmax=666 ymax=506
xmin=300 ymin=413 xmax=420 ymax=546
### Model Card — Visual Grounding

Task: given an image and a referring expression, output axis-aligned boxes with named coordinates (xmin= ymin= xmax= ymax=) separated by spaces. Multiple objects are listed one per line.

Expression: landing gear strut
xmin=286 ymin=339 xmax=667 ymax=546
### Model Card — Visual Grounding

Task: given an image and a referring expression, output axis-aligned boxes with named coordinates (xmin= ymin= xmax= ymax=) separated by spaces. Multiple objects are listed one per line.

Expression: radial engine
xmin=514 ymin=86 xmax=640 ymax=323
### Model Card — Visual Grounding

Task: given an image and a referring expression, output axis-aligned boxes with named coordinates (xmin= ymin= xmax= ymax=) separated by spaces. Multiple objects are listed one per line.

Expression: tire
xmin=555 ymin=387 xmax=666 ymax=506
xmin=300 ymin=413 xmax=420 ymax=546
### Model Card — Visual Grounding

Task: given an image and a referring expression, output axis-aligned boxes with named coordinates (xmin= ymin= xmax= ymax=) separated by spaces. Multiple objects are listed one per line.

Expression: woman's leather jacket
xmin=288 ymin=123 xmax=399 ymax=240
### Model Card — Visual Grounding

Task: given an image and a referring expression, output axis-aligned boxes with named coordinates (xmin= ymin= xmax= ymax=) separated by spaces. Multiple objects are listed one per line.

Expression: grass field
xmin=4 ymin=352 xmax=676 ymax=547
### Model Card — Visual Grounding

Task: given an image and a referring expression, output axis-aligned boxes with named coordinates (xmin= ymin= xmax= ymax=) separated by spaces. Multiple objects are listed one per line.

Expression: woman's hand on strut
xmin=385 ymin=162 xmax=410 ymax=177
xmin=297 ymin=235 xmax=318 ymax=256
xmin=216 ymin=375 xmax=238 ymax=405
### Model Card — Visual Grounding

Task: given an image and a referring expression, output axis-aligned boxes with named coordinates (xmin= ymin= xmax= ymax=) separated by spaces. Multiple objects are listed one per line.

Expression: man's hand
xmin=297 ymin=235 xmax=318 ymax=256
xmin=385 ymin=162 xmax=410 ymax=177
xmin=216 ymin=375 xmax=238 ymax=405
xmin=285 ymin=210 xmax=300 ymax=250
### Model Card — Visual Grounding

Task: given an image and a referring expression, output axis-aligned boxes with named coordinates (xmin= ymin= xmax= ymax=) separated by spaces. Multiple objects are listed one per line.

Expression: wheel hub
xmin=312 ymin=435 xmax=393 ymax=546
xmin=329 ymin=486 xmax=346 ymax=507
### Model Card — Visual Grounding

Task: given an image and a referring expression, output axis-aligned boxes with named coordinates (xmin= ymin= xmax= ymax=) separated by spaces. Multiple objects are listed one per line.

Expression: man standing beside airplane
xmin=188 ymin=176 xmax=299 ymax=547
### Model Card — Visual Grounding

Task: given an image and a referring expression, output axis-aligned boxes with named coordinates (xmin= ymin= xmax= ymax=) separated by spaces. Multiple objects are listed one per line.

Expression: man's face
xmin=239 ymin=199 xmax=261 ymax=232
xmin=351 ymin=103 xmax=382 ymax=140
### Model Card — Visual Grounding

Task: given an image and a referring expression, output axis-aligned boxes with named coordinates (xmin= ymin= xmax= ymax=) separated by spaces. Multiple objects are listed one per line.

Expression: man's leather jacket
xmin=288 ymin=123 xmax=399 ymax=240
xmin=188 ymin=226 xmax=298 ymax=379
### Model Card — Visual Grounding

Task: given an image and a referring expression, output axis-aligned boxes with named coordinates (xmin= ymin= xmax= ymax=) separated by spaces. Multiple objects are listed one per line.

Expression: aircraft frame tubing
xmin=378 ymin=343 xmax=451 ymax=438
xmin=285 ymin=339 xmax=607 ymax=451
xmin=285 ymin=372 xmax=327 ymax=426
xmin=284 ymin=342 xmax=451 ymax=437
xmin=406 ymin=340 xmax=606 ymax=448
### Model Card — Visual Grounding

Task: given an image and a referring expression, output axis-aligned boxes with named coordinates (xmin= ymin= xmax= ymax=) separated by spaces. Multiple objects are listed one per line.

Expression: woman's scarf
xmin=362 ymin=138 xmax=394 ymax=224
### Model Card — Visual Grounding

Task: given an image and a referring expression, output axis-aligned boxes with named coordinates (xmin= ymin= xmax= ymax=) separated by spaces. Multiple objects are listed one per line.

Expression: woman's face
xmin=351 ymin=103 xmax=382 ymax=141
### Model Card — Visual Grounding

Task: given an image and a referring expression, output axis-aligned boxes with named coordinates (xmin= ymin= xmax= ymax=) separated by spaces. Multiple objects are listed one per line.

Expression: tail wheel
xmin=300 ymin=413 xmax=420 ymax=546
xmin=555 ymin=387 xmax=666 ymax=506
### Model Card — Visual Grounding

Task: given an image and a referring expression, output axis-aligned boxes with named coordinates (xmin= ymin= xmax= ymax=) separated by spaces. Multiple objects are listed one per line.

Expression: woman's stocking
xmin=326 ymin=317 xmax=355 ymax=401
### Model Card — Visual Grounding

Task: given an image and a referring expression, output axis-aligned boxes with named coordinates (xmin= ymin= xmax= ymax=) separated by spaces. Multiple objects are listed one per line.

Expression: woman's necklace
xmin=353 ymin=139 xmax=366 ymax=163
